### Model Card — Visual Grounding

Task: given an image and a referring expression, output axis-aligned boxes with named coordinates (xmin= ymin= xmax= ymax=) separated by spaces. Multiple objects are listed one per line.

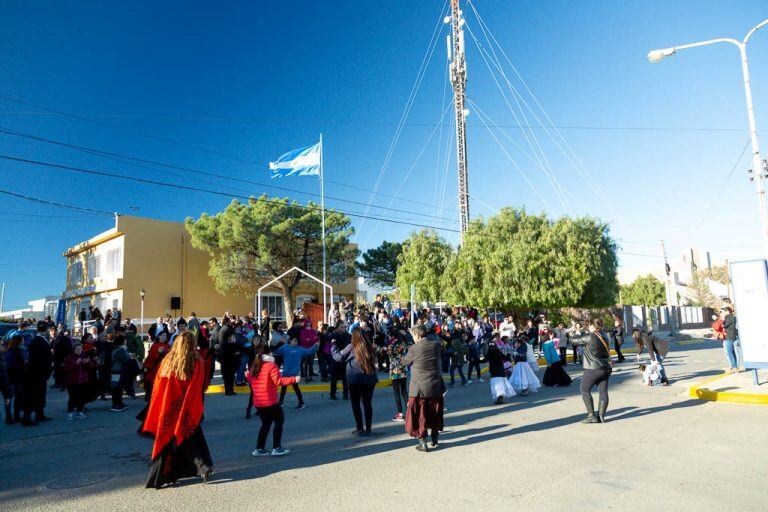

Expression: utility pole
xmin=660 ymin=240 xmax=678 ymax=335
xmin=0 ymin=282 xmax=4 ymax=314
xmin=448 ymin=0 xmax=470 ymax=241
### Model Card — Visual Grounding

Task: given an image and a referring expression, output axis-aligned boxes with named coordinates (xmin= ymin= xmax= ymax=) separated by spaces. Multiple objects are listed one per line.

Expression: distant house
xmin=0 ymin=296 xmax=59 ymax=321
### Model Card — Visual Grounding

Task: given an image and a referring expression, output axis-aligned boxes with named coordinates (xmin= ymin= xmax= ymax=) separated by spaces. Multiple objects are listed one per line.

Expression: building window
xmin=86 ymin=254 xmax=102 ymax=279
xmin=69 ymin=260 xmax=83 ymax=286
xmin=262 ymin=295 xmax=284 ymax=322
xmin=106 ymin=249 xmax=122 ymax=275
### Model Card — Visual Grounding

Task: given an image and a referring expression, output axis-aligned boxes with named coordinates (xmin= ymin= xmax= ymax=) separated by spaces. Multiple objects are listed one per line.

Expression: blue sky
xmin=0 ymin=0 xmax=766 ymax=309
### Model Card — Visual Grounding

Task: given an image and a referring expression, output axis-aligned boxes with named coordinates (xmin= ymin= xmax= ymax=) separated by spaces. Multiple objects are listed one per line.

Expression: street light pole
xmin=648 ymin=19 xmax=768 ymax=256
xmin=140 ymin=288 xmax=146 ymax=336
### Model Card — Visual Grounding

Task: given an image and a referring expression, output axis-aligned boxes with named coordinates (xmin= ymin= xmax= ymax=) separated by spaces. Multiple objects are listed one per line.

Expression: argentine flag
xmin=269 ymin=141 xmax=321 ymax=178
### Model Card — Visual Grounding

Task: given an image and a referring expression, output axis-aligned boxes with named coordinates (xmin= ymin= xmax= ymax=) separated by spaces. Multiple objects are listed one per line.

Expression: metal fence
xmin=622 ymin=305 xmax=714 ymax=332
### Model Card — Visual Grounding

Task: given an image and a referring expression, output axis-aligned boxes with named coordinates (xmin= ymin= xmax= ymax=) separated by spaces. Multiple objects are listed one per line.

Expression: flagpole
xmin=320 ymin=133 xmax=328 ymax=325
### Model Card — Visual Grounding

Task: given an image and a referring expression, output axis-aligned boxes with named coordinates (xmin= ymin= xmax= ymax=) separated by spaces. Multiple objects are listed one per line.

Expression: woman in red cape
xmin=142 ymin=331 xmax=213 ymax=488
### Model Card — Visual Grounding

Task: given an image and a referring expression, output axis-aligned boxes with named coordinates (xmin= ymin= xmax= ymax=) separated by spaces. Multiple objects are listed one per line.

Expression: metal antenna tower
xmin=447 ymin=0 xmax=470 ymax=240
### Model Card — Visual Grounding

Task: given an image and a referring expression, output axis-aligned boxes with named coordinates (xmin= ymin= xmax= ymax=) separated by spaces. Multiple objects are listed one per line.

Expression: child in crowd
xmin=64 ymin=343 xmax=94 ymax=420
xmin=273 ymin=337 xmax=318 ymax=409
xmin=247 ymin=341 xmax=300 ymax=457
xmin=639 ymin=362 xmax=668 ymax=386
xmin=387 ymin=332 xmax=410 ymax=421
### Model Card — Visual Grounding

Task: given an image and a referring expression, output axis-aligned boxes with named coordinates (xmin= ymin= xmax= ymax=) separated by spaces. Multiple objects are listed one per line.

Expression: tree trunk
xmin=283 ymin=287 xmax=295 ymax=328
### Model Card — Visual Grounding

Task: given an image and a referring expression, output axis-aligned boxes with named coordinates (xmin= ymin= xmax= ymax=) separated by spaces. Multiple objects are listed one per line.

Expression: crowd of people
xmin=0 ymin=295 xmax=739 ymax=489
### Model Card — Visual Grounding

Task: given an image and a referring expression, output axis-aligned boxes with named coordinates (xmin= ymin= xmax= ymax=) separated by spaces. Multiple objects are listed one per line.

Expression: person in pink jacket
xmin=299 ymin=321 xmax=319 ymax=382
xmin=246 ymin=341 xmax=300 ymax=457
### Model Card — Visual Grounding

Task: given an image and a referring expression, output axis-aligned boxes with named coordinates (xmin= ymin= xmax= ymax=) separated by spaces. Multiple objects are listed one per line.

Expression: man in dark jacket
xmin=218 ymin=318 xmax=237 ymax=395
xmin=22 ymin=321 xmax=53 ymax=426
xmin=402 ymin=324 xmax=445 ymax=451
xmin=327 ymin=322 xmax=350 ymax=400
xmin=52 ymin=332 xmax=73 ymax=391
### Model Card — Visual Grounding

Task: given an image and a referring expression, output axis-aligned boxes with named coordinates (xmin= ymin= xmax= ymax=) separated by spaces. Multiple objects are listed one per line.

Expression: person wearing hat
xmin=21 ymin=321 xmax=53 ymax=426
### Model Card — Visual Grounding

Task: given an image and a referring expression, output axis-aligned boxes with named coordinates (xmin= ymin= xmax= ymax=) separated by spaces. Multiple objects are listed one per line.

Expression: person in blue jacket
xmin=274 ymin=338 xmax=318 ymax=409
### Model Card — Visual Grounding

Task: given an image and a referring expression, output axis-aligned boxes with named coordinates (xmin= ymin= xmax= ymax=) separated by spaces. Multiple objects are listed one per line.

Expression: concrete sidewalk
xmin=690 ymin=369 xmax=768 ymax=405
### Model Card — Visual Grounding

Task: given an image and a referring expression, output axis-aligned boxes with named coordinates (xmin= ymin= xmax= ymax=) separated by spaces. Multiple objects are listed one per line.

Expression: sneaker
xmin=352 ymin=428 xmax=364 ymax=436
xmin=271 ymin=447 xmax=290 ymax=457
xmin=330 ymin=395 xmax=338 ymax=401
xmin=67 ymin=413 xmax=74 ymax=421
xmin=296 ymin=404 xmax=306 ymax=410
xmin=76 ymin=412 xmax=87 ymax=419
xmin=467 ymin=379 xmax=473 ymax=384
xmin=251 ymin=448 xmax=270 ymax=457
xmin=110 ymin=406 xmax=128 ymax=412
xmin=478 ymin=378 xmax=485 ymax=383
xmin=392 ymin=413 xmax=405 ymax=422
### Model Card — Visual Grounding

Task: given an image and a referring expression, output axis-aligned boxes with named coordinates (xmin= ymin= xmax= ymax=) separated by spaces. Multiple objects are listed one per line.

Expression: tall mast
xmin=448 ymin=0 xmax=470 ymax=241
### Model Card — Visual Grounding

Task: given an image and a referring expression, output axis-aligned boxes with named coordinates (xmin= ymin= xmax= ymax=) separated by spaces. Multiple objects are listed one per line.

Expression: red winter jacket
xmin=64 ymin=353 xmax=95 ymax=385
xmin=246 ymin=356 xmax=298 ymax=408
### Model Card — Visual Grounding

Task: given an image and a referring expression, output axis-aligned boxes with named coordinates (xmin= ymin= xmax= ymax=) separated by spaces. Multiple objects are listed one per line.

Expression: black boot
xmin=3 ymin=403 xmax=11 ymax=425
xmin=581 ymin=394 xmax=600 ymax=424
xmin=430 ymin=430 xmax=439 ymax=448
xmin=416 ymin=438 xmax=429 ymax=452
xmin=598 ymin=401 xmax=608 ymax=424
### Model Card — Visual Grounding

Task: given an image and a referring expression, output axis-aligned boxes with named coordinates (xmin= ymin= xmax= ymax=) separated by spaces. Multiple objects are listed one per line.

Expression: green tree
xmin=696 ymin=264 xmax=729 ymax=285
xmin=185 ymin=195 xmax=356 ymax=323
xmin=443 ymin=208 xmax=619 ymax=309
xmin=620 ymin=274 xmax=666 ymax=306
xmin=355 ymin=241 xmax=402 ymax=289
xmin=689 ymin=269 xmax=722 ymax=309
xmin=395 ymin=230 xmax=454 ymax=303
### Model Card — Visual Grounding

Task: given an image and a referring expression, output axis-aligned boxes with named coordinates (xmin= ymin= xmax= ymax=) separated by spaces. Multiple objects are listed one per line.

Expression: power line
xmin=0 ymin=183 xmax=659 ymax=261
xmin=0 ymin=125 xmax=459 ymax=223
xmin=0 ymin=155 xmax=466 ymax=232
xmin=0 ymin=188 xmax=114 ymax=216
xmin=701 ymin=138 xmax=751 ymax=219
xmin=0 ymin=97 xmax=459 ymax=217
xmin=0 ymin=109 xmax=751 ymax=133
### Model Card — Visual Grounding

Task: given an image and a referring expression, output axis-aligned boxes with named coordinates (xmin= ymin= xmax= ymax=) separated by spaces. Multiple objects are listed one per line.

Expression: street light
xmin=646 ymin=47 xmax=676 ymax=63
xmin=140 ymin=288 xmax=146 ymax=336
xmin=648 ymin=19 xmax=768 ymax=256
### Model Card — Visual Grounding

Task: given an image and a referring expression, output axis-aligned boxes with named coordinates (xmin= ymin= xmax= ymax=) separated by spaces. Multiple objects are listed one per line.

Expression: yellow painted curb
xmin=688 ymin=372 xmax=768 ymax=406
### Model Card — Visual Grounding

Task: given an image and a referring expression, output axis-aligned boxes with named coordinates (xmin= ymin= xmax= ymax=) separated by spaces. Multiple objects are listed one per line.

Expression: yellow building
xmin=63 ymin=215 xmax=357 ymax=327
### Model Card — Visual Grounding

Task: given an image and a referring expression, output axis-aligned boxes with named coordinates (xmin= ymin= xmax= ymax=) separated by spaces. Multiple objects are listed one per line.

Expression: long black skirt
xmin=542 ymin=362 xmax=572 ymax=387
xmin=146 ymin=426 xmax=213 ymax=489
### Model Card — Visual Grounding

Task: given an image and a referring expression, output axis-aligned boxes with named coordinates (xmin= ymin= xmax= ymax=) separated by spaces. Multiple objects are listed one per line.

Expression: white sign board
xmin=729 ymin=259 xmax=768 ymax=368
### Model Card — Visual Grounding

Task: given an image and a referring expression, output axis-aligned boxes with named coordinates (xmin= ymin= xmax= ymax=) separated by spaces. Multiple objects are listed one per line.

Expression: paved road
xmin=1 ymin=340 xmax=766 ymax=512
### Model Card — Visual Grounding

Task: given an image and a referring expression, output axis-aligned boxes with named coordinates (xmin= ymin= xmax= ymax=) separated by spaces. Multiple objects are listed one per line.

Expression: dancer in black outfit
xmin=570 ymin=319 xmax=613 ymax=424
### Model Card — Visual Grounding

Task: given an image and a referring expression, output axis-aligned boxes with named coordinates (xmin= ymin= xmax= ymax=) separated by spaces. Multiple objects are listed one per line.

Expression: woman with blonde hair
xmin=142 ymin=331 xmax=213 ymax=488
